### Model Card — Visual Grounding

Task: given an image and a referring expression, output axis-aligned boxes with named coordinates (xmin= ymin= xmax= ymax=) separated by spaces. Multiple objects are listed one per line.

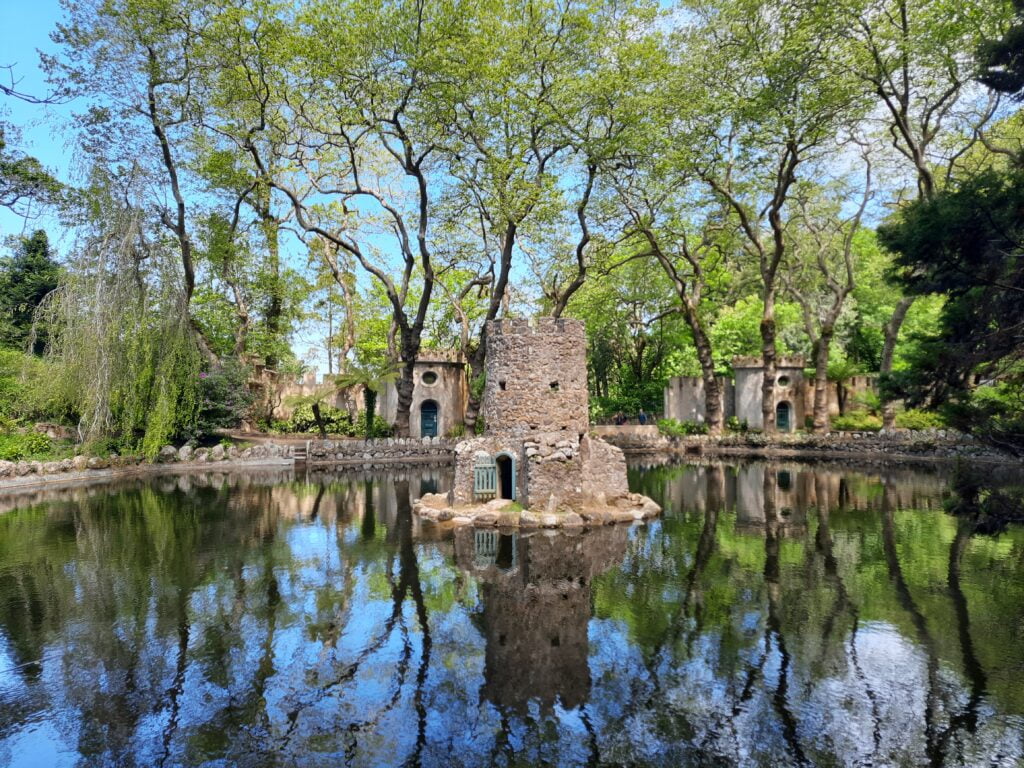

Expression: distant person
xmin=614 ymin=411 xmax=626 ymax=426
xmin=638 ymin=409 xmax=648 ymax=425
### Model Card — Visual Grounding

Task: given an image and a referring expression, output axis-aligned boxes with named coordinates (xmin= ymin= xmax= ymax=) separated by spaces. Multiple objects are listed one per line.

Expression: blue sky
xmin=0 ymin=0 xmax=74 ymax=244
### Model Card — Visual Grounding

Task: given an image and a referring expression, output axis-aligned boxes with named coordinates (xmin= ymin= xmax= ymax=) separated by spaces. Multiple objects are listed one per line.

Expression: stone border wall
xmin=671 ymin=429 xmax=1014 ymax=462
xmin=595 ymin=426 xmax=1017 ymax=463
xmin=307 ymin=437 xmax=456 ymax=465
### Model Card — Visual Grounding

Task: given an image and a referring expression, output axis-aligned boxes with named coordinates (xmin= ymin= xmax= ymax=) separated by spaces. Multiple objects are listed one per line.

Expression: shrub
xmin=831 ymin=412 xmax=883 ymax=432
xmin=726 ymin=416 xmax=748 ymax=433
xmin=446 ymin=423 xmax=466 ymax=438
xmin=195 ymin=360 xmax=256 ymax=436
xmin=285 ymin=403 xmax=353 ymax=434
xmin=657 ymin=418 xmax=709 ymax=437
xmin=896 ymin=408 xmax=946 ymax=430
xmin=352 ymin=410 xmax=393 ymax=438
xmin=0 ymin=431 xmax=53 ymax=461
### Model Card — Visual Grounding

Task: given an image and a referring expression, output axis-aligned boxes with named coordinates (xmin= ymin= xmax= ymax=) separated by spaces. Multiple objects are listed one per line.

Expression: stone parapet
xmin=307 ymin=436 xmax=456 ymax=464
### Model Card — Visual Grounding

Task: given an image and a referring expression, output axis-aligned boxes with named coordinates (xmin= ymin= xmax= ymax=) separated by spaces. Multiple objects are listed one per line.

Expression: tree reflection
xmin=0 ymin=463 xmax=1022 ymax=766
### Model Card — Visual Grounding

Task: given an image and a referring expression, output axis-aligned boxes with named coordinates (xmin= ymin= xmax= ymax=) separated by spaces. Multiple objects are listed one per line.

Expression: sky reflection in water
xmin=0 ymin=461 xmax=1022 ymax=767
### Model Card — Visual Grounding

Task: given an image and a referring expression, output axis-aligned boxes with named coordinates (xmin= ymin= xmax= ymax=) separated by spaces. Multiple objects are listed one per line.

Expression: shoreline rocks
xmin=412 ymin=491 xmax=662 ymax=529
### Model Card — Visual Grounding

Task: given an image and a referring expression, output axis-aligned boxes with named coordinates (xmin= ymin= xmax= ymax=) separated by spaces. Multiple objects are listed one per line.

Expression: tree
xmin=0 ymin=122 xmax=62 ymax=217
xmin=0 ymin=229 xmax=61 ymax=352
xmin=783 ymin=159 xmax=872 ymax=432
xmin=840 ymin=0 xmax=1012 ymax=428
xmin=878 ymin=166 xmax=1024 ymax=430
xmin=679 ymin=0 xmax=864 ymax=432
xmin=47 ymin=0 xmax=223 ymax=363
xmin=979 ymin=0 xmax=1024 ymax=97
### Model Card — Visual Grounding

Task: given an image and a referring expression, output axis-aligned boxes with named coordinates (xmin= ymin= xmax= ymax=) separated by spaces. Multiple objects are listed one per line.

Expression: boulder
xmin=42 ymin=461 xmax=62 ymax=475
xmin=227 ymin=445 xmax=239 ymax=459
xmin=0 ymin=460 xmax=13 ymax=478
xmin=473 ymin=511 xmax=500 ymax=526
xmin=210 ymin=444 xmax=226 ymax=461
xmin=194 ymin=448 xmax=210 ymax=463
xmin=72 ymin=455 xmax=89 ymax=471
xmin=15 ymin=462 xmax=32 ymax=476
xmin=419 ymin=492 xmax=450 ymax=510
xmin=519 ymin=511 xmax=540 ymax=527
xmin=562 ymin=512 xmax=585 ymax=527
xmin=241 ymin=447 xmax=253 ymax=459
xmin=86 ymin=457 xmax=109 ymax=470
xmin=158 ymin=445 xmax=178 ymax=463
xmin=437 ymin=508 xmax=455 ymax=522
xmin=177 ymin=445 xmax=194 ymax=462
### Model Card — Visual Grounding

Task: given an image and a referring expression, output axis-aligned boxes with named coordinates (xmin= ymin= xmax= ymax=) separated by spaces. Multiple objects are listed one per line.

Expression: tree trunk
xmin=463 ymin=344 xmax=487 ymax=434
xmin=259 ymin=185 xmax=283 ymax=370
xmin=880 ymin=296 xmax=914 ymax=430
xmin=812 ymin=329 xmax=833 ymax=434
xmin=689 ymin=314 xmax=723 ymax=435
xmin=311 ymin=402 xmax=327 ymax=439
xmin=393 ymin=367 xmax=413 ymax=437
xmin=760 ymin=292 xmax=777 ymax=434
xmin=364 ymin=387 xmax=378 ymax=439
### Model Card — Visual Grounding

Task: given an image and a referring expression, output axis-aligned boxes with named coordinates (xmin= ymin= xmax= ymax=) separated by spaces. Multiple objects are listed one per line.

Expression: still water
xmin=0 ymin=461 xmax=1022 ymax=767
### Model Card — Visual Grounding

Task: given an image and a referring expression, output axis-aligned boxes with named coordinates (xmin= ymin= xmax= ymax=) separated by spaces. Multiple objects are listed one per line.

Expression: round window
xmin=422 ymin=371 xmax=438 ymax=385
xmin=777 ymin=375 xmax=790 ymax=387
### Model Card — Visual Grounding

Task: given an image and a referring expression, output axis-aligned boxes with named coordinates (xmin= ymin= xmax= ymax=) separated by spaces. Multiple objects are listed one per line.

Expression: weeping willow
xmin=35 ymin=207 xmax=202 ymax=458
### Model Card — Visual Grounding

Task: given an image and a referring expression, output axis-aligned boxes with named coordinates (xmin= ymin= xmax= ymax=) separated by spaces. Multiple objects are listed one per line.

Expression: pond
xmin=0 ymin=460 xmax=1022 ymax=767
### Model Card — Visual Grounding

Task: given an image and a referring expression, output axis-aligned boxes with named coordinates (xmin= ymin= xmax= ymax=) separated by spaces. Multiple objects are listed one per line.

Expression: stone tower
xmin=481 ymin=317 xmax=589 ymax=437
xmin=419 ymin=316 xmax=660 ymax=526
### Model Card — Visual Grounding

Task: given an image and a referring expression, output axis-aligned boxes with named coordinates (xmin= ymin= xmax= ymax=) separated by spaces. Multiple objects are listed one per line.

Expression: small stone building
xmin=664 ymin=357 xmax=877 ymax=432
xmin=378 ymin=350 xmax=467 ymax=438
xmin=273 ymin=351 xmax=467 ymax=437
xmin=450 ymin=317 xmax=630 ymax=512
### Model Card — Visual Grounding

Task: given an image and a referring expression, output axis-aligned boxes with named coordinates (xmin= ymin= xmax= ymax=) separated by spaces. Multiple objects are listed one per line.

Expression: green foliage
xmin=285 ymin=403 xmax=353 ymax=434
xmin=895 ymin=409 xmax=946 ymax=430
xmin=830 ymin=412 xmax=883 ymax=432
xmin=0 ymin=123 xmax=63 ymax=217
xmin=0 ymin=230 xmax=61 ymax=353
xmin=726 ymin=416 xmax=748 ymax=433
xmin=446 ymin=423 xmax=466 ymax=438
xmin=194 ymin=360 xmax=256 ymax=437
xmin=657 ymin=418 xmax=709 ymax=437
xmin=880 ymin=167 xmax=1024 ymax=410
xmin=0 ymin=431 xmax=53 ymax=461
xmin=944 ymin=381 xmax=1024 ymax=456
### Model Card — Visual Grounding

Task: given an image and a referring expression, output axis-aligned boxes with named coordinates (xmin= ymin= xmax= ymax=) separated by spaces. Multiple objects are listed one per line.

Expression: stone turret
xmin=481 ymin=318 xmax=589 ymax=437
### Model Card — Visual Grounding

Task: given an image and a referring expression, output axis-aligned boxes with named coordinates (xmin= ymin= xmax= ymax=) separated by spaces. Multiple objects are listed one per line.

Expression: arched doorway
xmin=776 ymin=401 xmax=792 ymax=433
xmin=420 ymin=400 xmax=439 ymax=438
xmin=495 ymin=453 xmax=516 ymax=500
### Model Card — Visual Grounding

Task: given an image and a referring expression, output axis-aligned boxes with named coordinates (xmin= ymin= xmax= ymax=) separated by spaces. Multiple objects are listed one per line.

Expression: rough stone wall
xmin=451 ymin=436 xmax=527 ymax=505
xmin=481 ymin=318 xmax=588 ymax=437
xmin=523 ymin=434 xmax=584 ymax=511
xmin=307 ymin=436 xmax=455 ymax=464
xmin=580 ymin=435 xmax=629 ymax=499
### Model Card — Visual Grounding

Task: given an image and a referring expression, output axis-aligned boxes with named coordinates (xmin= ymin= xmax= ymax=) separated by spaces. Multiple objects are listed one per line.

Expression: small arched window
xmin=421 ymin=370 xmax=438 ymax=385
xmin=777 ymin=375 xmax=790 ymax=387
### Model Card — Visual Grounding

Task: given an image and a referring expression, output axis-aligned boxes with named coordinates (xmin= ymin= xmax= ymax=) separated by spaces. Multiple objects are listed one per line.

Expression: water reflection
xmin=0 ymin=461 xmax=1021 ymax=767
xmin=453 ymin=526 xmax=628 ymax=714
